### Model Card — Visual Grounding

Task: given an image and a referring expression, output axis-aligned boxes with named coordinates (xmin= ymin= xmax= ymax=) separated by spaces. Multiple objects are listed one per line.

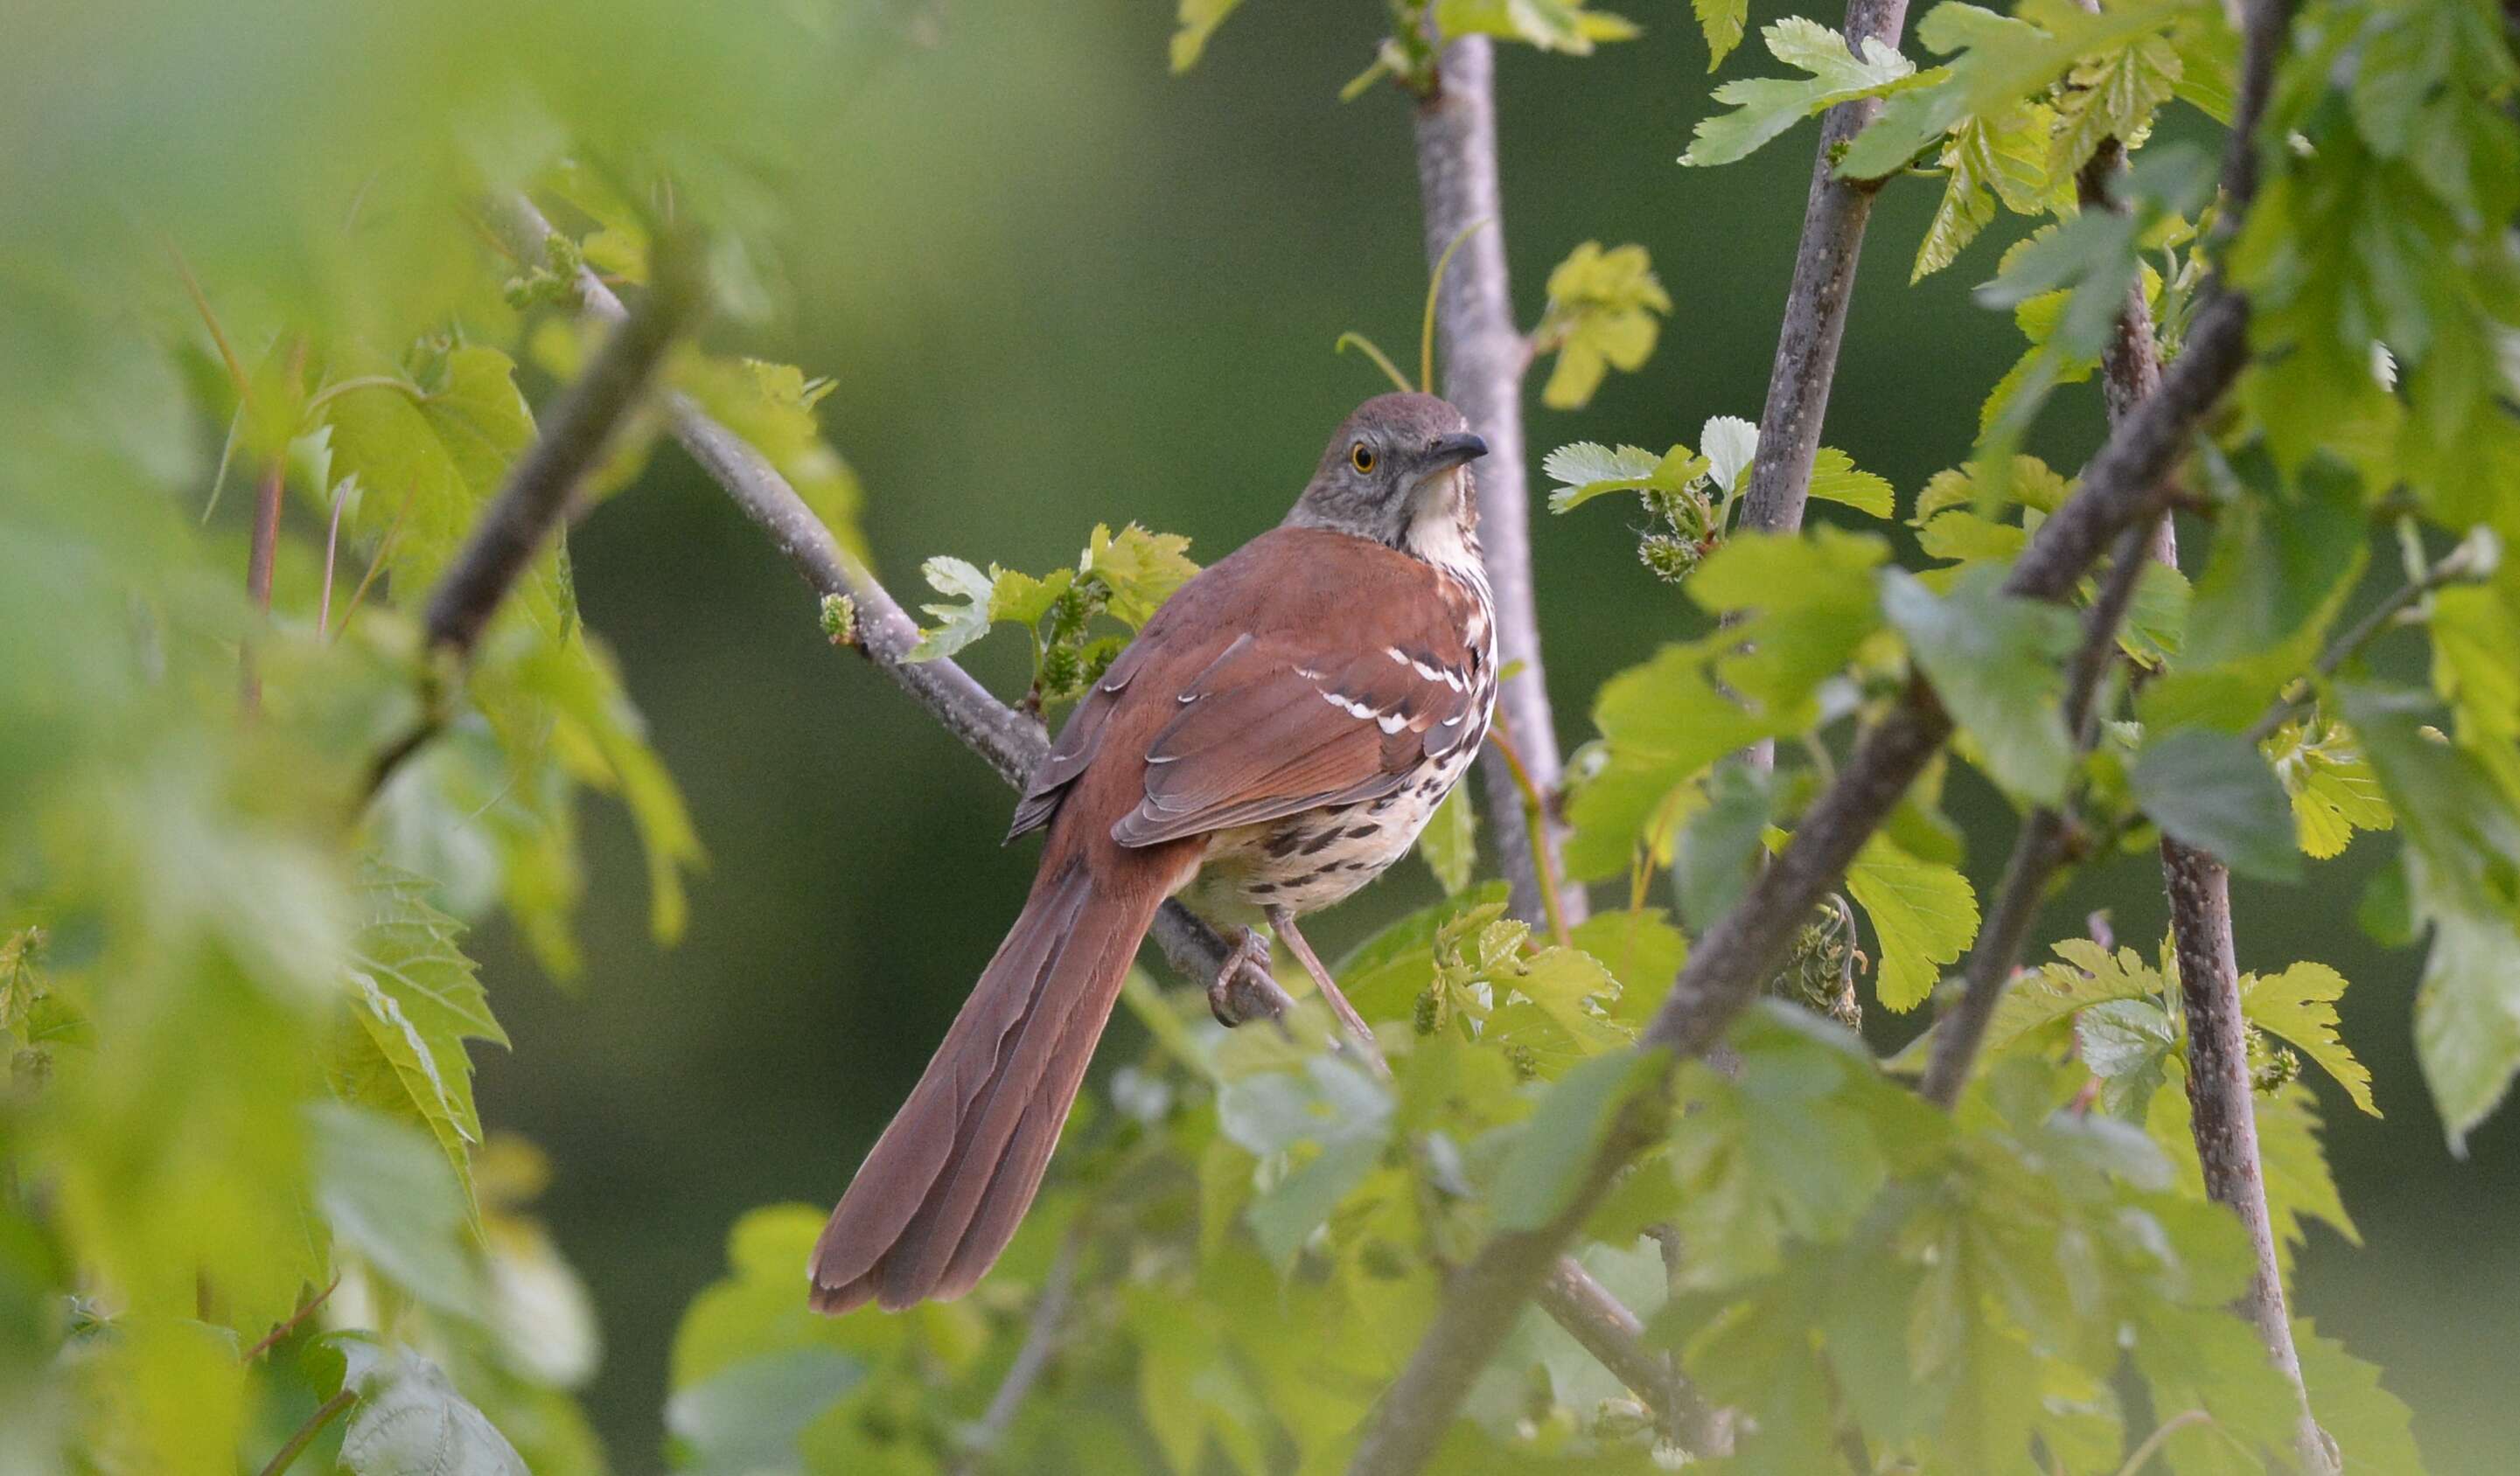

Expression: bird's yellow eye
xmin=1351 ymin=442 xmax=1377 ymax=473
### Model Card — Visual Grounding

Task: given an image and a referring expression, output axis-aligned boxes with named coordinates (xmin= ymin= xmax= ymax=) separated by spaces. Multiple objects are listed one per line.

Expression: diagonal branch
xmin=1735 ymin=0 xmax=1917 ymax=540
xmin=1410 ymin=31 xmax=1587 ymax=933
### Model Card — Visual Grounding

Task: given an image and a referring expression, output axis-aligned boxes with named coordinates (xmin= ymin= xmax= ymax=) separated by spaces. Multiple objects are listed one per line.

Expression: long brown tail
xmin=810 ymin=853 xmax=1161 ymax=1314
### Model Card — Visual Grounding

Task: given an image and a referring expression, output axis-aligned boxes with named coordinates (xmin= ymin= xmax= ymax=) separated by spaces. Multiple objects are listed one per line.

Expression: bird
xmin=810 ymin=392 xmax=1497 ymax=1315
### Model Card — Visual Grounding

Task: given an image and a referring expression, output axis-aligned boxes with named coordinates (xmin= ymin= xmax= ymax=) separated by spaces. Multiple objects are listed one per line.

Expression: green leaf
xmin=1881 ymin=565 xmax=2081 ymax=805
xmin=2131 ymin=728 xmax=2303 ymax=882
xmin=1700 ymin=414 xmax=1759 ymax=494
xmin=1436 ymin=0 xmax=1641 ymax=55
xmin=1084 ymin=522 xmax=1198 ymax=626
xmin=2048 ymin=31 xmax=2181 ymax=181
xmin=1492 ymin=1048 xmax=1667 ymax=1232
xmin=665 ymin=1347 xmax=862 ymax=1473
xmin=1535 ymin=242 xmax=1671 ymax=410
xmin=310 ymin=1103 xmax=480 ymax=1322
xmin=1846 ymin=832 xmax=1980 ymax=1012
xmin=1672 ymin=759 xmax=1775 ymax=934
xmin=1542 ymin=441 xmax=1705 ymax=513
xmin=331 ymin=861 xmax=508 ymax=1215
xmin=1169 ymin=0 xmax=1246 ymax=72
xmin=1913 ymin=454 xmax=2072 ymax=522
xmin=1837 ymin=0 xmax=2192 ymax=182
xmin=908 ymin=555 xmax=1000 ymax=663
xmin=1681 ymin=17 xmax=1927 ymax=169
xmin=1693 ymin=0 xmax=1748 ymax=68
xmin=1912 ymin=104 xmax=2061 ymax=282
xmin=1690 ymin=526 xmax=1891 ymax=713
xmin=334 ymin=1339 xmax=528 ymax=1476
xmin=2340 ymin=685 xmax=2520 ymax=1145
xmin=1805 ymin=446 xmax=1894 ymax=517
xmin=1988 ymin=939 xmax=2166 ymax=1060
xmin=1491 ymin=945 xmax=1635 ymax=1071
xmin=1416 ymin=783 xmax=1476 ymax=895
xmin=2241 ymin=963 xmax=2377 ymax=1117
xmin=2272 ymin=720 xmax=2394 ymax=860
xmin=2293 ymin=1321 xmax=2426 ymax=1475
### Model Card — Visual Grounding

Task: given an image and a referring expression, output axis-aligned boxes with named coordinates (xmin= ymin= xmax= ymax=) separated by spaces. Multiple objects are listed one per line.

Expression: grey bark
xmin=1412 ymin=34 xmax=1586 ymax=932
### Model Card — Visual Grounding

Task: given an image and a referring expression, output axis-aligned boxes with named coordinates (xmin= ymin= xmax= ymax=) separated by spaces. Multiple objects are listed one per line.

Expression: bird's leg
xmin=1206 ymin=926 xmax=1277 ymax=1027
xmin=1267 ymin=905 xmax=1390 ymax=1080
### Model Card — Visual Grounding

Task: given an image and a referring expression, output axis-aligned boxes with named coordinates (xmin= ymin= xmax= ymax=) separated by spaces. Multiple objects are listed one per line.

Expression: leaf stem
xmin=256 ymin=1389 xmax=353 ymax=1476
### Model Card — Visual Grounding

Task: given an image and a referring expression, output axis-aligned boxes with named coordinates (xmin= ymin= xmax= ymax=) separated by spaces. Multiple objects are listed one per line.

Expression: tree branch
xmin=1535 ymin=1255 xmax=1727 ymax=1454
xmin=1735 ymin=0 xmax=1916 ymax=540
xmin=1411 ymin=32 xmax=1586 ymax=933
xmin=950 ymin=1223 xmax=1083 ymax=1475
xmin=2076 ymin=81 xmax=2332 ymax=1473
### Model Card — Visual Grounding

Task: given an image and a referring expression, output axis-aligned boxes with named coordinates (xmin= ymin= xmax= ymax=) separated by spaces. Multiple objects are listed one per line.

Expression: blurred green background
xmin=398 ymin=1 xmax=2520 ymax=1469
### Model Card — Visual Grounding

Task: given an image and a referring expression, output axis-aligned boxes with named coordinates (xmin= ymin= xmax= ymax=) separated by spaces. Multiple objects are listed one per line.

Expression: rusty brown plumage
xmin=811 ymin=394 xmax=1496 ymax=1314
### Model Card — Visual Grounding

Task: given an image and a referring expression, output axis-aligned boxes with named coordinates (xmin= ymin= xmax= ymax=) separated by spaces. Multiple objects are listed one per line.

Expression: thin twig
xmin=241 ymin=1277 xmax=341 ymax=1365
xmin=1349 ymin=2 xmax=2289 ymax=1447
xmin=242 ymin=456 xmax=285 ymax=713
xmin=1409 ymin=30 xmax=1586 ymax=934
xmin=330 ymin=479 xmax=417 ymax=643
xmin=950 ymin=1226 xmax=1085 ymax=1475
xmin=2114 ymin=1410 xmax=2215 ymax=1476
xmin=256 ymin=1389 xmax=354 ymax=1476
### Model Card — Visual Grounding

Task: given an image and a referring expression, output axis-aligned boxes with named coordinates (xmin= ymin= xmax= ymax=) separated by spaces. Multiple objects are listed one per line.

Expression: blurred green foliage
xmin=3 ymin=0 xmax=2519 ymax=1472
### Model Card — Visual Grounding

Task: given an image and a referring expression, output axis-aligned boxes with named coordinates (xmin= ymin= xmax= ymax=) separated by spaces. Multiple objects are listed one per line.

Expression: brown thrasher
xmin=810 ymin=393 xmax=1497 ymax=1314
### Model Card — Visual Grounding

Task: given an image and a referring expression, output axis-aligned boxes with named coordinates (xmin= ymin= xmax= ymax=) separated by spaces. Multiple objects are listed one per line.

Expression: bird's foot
xmin=1207 ymin=927 xmax=1276 ymax=1027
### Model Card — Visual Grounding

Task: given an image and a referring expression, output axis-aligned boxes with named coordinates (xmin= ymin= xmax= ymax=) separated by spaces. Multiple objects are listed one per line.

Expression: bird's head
xmin=1285 ymin=392 xmax=1487 ymax=560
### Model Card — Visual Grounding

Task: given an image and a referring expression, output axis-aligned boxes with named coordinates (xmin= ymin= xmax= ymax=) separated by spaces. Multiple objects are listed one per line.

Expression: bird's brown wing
xmin=1005 ymin=526 xmax=1487 ymax=850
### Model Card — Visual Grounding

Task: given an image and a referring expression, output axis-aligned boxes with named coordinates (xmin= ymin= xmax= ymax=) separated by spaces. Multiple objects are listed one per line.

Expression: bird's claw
xmin=1207 ymin=928 xmax=1274 ymax=1027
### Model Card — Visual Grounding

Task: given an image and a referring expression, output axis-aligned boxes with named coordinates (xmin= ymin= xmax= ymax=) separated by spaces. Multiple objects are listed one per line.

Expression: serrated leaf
xmin=1537 ymin=242 xmax=1671 ymax=409
xmin=1084 ymin=522 xmax=1198 ymax=626
xmin=2293 ymin=1321 xmax=2425 ymax=1475
xmin=1846 ymin=832 xmax=1980 ymax=1012
xmin=1492 ymin=945 xmax=1635 ymax=1071
xmin=908 ymin=555 xmax=997 ymax=662
xmin=1169 ymin=0 xmax=1246 ymax=72
xmin=1806 ymin=446 xmax=1894 ymax=517
xmin=1882 ymin=565 xmax=2081 ymax=805
xmin=332 ymin=861 xmax=506 ymax=1215
xmin=2049 ymin=32 xmax=2180 ymax=181
xmin=1700 ymin=414 xmax=1759 ymax=494
xmin=2132 ymin=728 xmax=2302 ymax=882
xmin=1417 ymin=783 xmax=1476 ymax=895
xmin=1543 ymin=441 xmax=1705 ymax=512
xmin=1681 ymin=17 xmax=1927 ymax=169
xmin=2271 ymin=721 xmax=2394 ymax=860
xmin=2242 ymin=963 xmax=2377 ymax=1117
xmin=1693 ymin=0 xmax=1747 ymax=68
xmin=1914 ymin=454 xmax=2073 ymax=523
xmin=334 ymin=1340 xmax=527 ymax=1476
xmin=1913 ymin=104 xmax=2060 ymax=282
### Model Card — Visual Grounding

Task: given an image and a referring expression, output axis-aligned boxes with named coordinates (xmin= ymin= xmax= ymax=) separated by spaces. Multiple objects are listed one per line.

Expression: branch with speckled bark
xmin=1735 ymin=0 xmax=1915 ymax=540
xmin=1411 ymin=32 xmax=1587 ymax=933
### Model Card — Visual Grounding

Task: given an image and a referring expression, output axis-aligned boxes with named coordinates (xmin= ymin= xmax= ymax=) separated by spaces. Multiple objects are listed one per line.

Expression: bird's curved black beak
xmin=1425 ymin=431 xmax=1489 ymax=469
